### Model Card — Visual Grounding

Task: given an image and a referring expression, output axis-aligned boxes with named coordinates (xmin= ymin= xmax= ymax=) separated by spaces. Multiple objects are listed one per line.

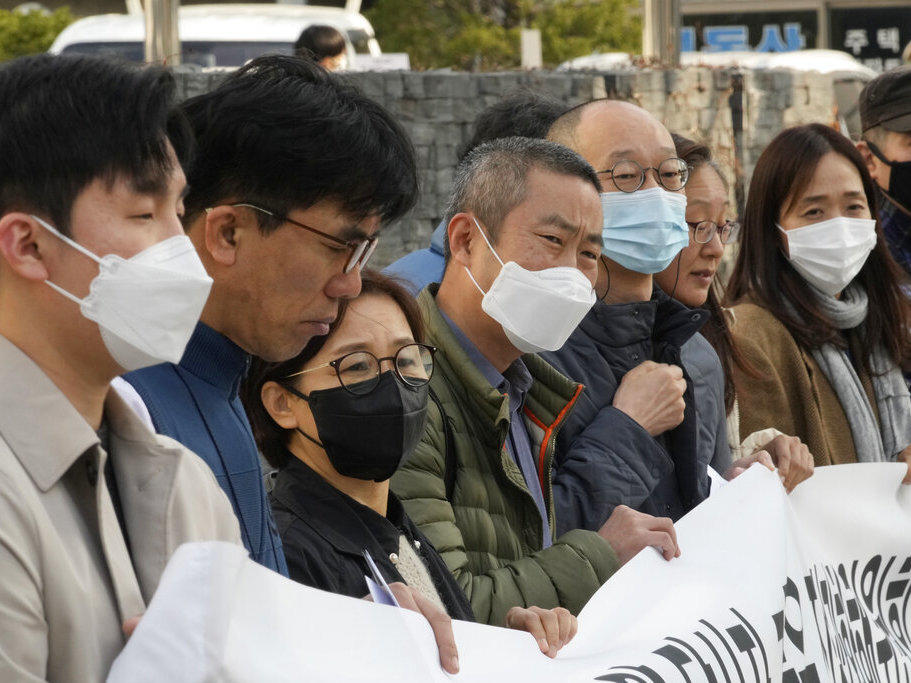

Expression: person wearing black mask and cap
xmin=241 ymin=270 xmax=579 ymax=665
xmin=857 ymin=65 xmax=911 ymax=282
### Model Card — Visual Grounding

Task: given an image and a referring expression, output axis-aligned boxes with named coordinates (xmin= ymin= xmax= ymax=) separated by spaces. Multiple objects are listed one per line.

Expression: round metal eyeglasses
xmin=687 ymin=220 xmax=740 ymax=245
xmin=597 ymin=157 xmax=690 ymax=193
xmin=286 ymin=343 xmax=436 ymax=396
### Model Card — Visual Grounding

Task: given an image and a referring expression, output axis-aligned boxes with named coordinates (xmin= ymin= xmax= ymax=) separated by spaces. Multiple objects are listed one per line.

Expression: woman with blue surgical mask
xmin=725 ymin=123 xmax=911 ymax=470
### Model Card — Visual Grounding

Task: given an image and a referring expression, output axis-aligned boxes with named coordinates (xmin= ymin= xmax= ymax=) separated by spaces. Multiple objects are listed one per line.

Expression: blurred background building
xmin=682 ymin=0 xmax=911 ymax=72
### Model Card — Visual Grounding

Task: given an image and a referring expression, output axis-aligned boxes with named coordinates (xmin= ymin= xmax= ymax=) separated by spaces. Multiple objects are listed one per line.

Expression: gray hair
xmin=443 ymin=136 xmax=601 ymax=260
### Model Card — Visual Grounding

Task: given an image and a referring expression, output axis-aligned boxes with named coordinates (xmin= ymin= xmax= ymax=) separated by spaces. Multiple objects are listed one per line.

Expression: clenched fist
xmin=597 ymin=505 xmax=680 ymax=565
xmin=613 ymin=361 xmax=687 ymax=436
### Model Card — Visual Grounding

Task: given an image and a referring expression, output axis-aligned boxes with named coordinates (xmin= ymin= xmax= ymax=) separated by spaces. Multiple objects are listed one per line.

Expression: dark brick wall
xmin=173 ymin=67 xmax=844 ymax=268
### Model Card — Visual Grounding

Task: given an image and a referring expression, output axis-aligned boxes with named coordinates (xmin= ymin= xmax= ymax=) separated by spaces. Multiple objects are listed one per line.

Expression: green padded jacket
xmin=391 ymin=286 xmax=620 ymax=626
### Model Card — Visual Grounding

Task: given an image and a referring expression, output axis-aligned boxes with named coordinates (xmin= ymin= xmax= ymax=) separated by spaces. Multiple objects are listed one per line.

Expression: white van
xmin=48 ymin=4 xmax=381 ymax=68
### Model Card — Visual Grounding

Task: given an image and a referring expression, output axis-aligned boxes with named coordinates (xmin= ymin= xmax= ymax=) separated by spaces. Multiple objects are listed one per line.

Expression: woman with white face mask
xmin=725 ymin=123 xmax=911 ymax=469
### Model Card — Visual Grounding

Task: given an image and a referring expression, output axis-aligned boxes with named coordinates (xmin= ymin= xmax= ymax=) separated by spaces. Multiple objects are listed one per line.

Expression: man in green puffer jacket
xmin=391 ymin=137 xmax=681 ymax=627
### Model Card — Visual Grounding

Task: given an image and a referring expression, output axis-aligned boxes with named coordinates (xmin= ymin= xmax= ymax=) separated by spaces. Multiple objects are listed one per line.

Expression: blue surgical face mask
xmin=600 ymin=186 xmax=689 ymax=274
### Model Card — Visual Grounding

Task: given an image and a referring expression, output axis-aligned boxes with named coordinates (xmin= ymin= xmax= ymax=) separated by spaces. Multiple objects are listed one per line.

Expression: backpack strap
xmin=427 ymin=387 xmax=457 ymax=500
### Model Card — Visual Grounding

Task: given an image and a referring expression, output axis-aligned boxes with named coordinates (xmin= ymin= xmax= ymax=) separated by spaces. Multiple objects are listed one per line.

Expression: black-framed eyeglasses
xmin=286 ymin=343 xmax=437 ymax=396
xmin=596 ymin=157 xmax=690 ymax=193
xmin=687 ymin=220 xmax=740 ymax=245
xmin=209 ymin=202 xmax=378 ymax=273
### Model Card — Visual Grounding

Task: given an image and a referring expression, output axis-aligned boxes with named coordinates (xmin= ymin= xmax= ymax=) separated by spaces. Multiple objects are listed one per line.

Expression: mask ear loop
xmin=599 ymin=255 xmax=612 ymax=302
xmin=32 ymin=215 xmax=105 ymax=305
xmin=668 ymin=251 xmax=683 ymax=301
xmin=283 ymin=383 xmax=326 ymax=449
xmin=465 ymin=215 xmax=504 ymax=295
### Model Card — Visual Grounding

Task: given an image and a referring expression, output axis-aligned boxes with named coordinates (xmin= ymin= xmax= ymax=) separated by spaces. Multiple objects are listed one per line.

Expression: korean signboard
xmin=830 ymin=8 xmax=911 ymax=73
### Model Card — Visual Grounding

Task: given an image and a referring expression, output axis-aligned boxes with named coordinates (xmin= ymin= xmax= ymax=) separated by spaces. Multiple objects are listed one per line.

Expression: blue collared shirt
xmin=125 ymin=322 xmax=288 ymax=575
xmin=440 ymin=312 xmax=552 ymax=548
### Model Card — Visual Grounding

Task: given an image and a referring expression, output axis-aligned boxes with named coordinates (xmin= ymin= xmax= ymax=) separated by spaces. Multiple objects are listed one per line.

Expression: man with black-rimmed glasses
xmin=123 ymin=55 xmax=417 ymax=576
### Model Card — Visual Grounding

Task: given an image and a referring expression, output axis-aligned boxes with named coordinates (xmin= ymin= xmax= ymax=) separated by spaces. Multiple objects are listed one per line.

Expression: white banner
xmin=109 ymin=463 xmax=911 ymax=682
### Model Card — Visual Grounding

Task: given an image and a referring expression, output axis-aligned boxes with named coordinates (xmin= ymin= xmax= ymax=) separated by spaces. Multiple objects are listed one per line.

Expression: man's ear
xmin=201 ymin=206 xmax=242 ymax=267
xmin=0 ymin=213 xmax=52 ymax=281
xmin=261 ymin=381 xmax=301 ymax=430
xmin=447 ymin=213 xmax=475 ymax=268
xmin=856 ymin=140 xmax=880 ymax=180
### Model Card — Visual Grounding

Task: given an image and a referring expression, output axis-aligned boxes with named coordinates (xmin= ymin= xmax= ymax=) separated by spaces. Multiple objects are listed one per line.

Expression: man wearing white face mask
xmin=542 ymin=100 xmax=779 ymax=534
xmin=390 ymin=136 xmax=681 ymax=627
xmin=0 ymin=55 xmax=242 ymax=682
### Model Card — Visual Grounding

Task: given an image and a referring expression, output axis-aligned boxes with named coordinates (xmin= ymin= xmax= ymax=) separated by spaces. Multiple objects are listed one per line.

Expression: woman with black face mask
xmin=242 ymin=271 xmax=579 ymax=657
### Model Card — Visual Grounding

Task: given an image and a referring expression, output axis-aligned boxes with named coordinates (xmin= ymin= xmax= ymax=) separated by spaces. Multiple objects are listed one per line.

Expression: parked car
xmin=48 ymin=4 xmax=381 ymax=67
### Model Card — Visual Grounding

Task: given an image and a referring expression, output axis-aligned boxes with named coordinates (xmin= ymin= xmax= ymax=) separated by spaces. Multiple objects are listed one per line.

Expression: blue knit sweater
xmin=125 ymin=322 xmax=288 ymax=575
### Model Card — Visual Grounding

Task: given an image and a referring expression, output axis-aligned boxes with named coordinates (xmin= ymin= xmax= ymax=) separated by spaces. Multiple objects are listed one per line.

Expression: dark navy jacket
xmin=543 ymin=289 xmax=720 ymax=532
xmin=880 ymin=190 xmax=911 ymax=281
xmin=125 ymin=322 xmax=288 ymax=575
xmin=272 ymin=457 xmax=474 ymax=622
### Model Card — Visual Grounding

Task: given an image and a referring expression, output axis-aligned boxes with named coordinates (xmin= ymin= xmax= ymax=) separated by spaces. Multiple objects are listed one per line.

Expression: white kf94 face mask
xmin=35 ymin=216 xmax=214 ymax=371
xmin=464 ymin=217 xmax=597 ymax=354
xmin=778 ymin=216 xmax=877 ymax=297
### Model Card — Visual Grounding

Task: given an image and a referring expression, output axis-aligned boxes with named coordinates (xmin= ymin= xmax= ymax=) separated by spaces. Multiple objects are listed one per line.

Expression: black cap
xmin=860 ymin=65 xmax=911 ymax=133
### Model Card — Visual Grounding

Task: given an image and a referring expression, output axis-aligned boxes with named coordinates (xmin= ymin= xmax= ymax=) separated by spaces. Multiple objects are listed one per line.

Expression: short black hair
xmin=181 ymin=55 xmax=417 ymax=230
xmin=444 ymin=136 xmax=601 ymax=261
xmin=294 ymin=24 xmax=346 ymax=61
xmin=458 ymin=90 xmax=568 ymax=162
xmin=0 ymin=54 xmax=188 ymax=234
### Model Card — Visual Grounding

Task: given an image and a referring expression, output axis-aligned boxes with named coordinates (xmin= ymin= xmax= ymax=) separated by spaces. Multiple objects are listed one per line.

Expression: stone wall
xmin=174 ymin=66 xmax=851 ymax=269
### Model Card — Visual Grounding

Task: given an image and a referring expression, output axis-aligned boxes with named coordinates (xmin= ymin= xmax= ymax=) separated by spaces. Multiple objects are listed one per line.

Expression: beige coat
xmin=728 ymin=303 xmax=879 ymax=466
xmin=0 ymin=335 xmax=242 ymax=682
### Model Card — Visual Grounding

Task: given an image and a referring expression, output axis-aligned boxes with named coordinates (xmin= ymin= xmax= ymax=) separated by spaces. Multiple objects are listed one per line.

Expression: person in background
xmin=654 ymin=134 xmax=814 ymax=478
xmin=391 ymin=136 xmax=682 ymax=627
xmin=856 ymin=66 xmax=911 ymax=282
xmin=726 ymin=123 xmax=911 ymax=469
xmin=243 ymin=270 xmax=579 ymax=665
xmin=0 ymin=54 xmax=241 ymax=682
xmin=124 ymin=56 xmax=418 ymax=575
xmin=295 ymin=24 xmax=348 ymax=71
xmin=384 ymin=90 xmax=567 ymax=294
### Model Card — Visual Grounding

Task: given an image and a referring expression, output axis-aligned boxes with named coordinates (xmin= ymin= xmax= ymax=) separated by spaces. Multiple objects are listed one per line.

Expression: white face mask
xmin=464 ymin=217 xmax=596 ymax=354
xmin=778 ymin=216 xmax=877 ymax=297
xmin=35 ymin=216 xmax=214 ymax=371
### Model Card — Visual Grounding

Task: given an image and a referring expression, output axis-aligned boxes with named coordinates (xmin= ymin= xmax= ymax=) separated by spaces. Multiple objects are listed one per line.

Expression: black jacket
xmin=271 ymin=457 xmax=474 ymax=622
xmin=542 ymin=287 xmax=716 ymax=531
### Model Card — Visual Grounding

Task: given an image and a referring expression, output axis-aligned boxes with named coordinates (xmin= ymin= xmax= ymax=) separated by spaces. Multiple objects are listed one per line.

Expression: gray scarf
xmin=803 ymin=284 xmax=911 ymax=462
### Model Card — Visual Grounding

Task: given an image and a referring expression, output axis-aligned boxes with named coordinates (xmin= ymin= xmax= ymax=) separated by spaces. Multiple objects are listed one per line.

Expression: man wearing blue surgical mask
xmin=543 ymin=100 xmax=772 ymax=533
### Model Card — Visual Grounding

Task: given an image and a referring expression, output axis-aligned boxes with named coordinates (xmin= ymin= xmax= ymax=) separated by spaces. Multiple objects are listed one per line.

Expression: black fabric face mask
xmin=286 ymin=371 xmax=429 ymax=482
xmin=868 ymin=141 xmax=911 ymax=213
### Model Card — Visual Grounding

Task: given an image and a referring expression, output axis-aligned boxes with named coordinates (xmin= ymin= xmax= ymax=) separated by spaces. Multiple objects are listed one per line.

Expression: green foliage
xmin=366 ymin=0 xmax=641 ymax=71
xmin=535 ymin=1 xmax=641 ymax=65
xmin=0 ymin=7 xmax=74 ymax=62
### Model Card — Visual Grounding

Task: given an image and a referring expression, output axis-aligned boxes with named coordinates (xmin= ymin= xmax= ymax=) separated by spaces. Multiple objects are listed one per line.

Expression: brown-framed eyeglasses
xmin=597 ymin=157 xmax=690 ymax=193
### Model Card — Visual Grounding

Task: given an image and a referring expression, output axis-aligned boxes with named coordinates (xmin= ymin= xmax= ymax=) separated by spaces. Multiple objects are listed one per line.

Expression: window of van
xmin=346 ymin=29 xmax=371 ymax=54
